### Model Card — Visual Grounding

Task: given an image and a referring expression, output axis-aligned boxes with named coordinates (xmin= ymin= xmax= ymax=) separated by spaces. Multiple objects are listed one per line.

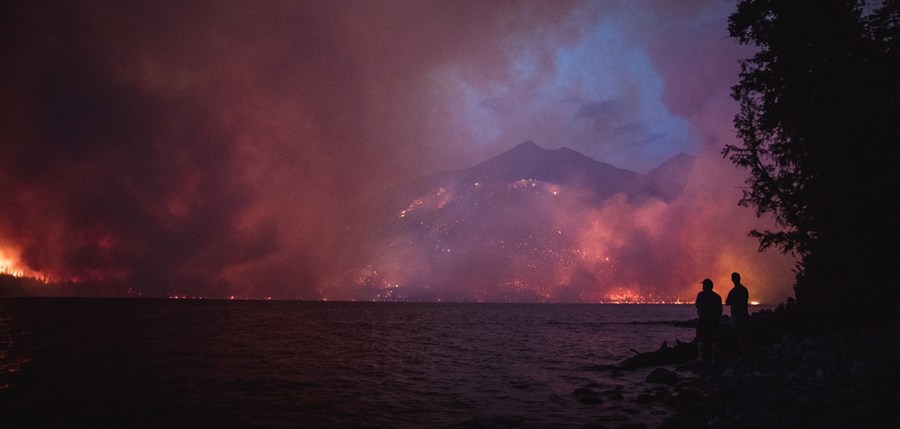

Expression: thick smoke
xmin=340 ymin=145 xmax=795 ymax=304
xmin=0 ymin=1 xmax=795 ymax=302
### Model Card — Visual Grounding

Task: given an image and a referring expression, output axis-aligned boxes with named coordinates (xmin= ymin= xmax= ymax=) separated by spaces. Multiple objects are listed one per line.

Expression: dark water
xmin=0 ymin=299 xmax=701 ymax=428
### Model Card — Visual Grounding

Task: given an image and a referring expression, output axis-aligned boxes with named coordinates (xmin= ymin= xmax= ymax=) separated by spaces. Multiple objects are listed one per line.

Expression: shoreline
xmin=586 ymin=306 xmax=900 ymax=428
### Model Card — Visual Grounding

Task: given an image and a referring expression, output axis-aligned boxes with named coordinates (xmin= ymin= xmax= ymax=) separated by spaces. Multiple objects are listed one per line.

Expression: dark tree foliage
xmin=726 ymin=0 xmax=900 ymax=311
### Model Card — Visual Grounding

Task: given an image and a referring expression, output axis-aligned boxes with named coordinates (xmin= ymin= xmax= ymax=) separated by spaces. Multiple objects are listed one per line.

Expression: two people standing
xmin=694 ymin=272 xmax=750 ymax=363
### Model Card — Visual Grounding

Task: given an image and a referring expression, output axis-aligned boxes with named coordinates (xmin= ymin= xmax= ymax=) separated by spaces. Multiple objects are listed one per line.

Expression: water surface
xmin=0 ymin=299 xmax=700 ymax=428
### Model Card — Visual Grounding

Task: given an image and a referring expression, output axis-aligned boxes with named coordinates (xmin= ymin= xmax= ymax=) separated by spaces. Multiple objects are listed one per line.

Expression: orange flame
xmin=0 ymin=245 xmax=52 ymax=283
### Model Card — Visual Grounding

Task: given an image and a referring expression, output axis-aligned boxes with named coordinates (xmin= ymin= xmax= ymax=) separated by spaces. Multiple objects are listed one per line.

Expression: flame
xmin=399 ymin=187 xmax=450 ymax=218
xmin=600 ymin=286 xmax=690 ymax=304
xmin=605 ymin=286 xmax=643 ymax=303
xmin=0 ymin=245 xmax=51 ymax=282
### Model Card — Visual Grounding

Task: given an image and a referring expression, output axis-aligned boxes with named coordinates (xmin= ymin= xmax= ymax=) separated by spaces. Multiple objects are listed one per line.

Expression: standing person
xmin=726 ymin=272 xmax=750 ymax=354
xmin=695 ymin=278 xmax=722 ymax=364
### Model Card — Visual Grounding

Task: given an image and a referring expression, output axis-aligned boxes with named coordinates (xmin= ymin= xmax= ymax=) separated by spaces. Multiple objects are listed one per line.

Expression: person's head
xmin=701 ymin=278 xmax=713 ymax=291
xmin=731 ymin=272 xmax=741 ymax=284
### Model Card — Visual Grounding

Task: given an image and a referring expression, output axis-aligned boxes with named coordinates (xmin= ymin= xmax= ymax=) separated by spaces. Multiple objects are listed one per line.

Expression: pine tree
xmin=726 ymin=0 xmax=900 ymax=313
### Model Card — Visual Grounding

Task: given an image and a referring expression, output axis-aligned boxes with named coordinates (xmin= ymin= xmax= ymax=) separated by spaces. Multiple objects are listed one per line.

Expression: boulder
xmin=645 ymin=367 xmax=679 ymax=384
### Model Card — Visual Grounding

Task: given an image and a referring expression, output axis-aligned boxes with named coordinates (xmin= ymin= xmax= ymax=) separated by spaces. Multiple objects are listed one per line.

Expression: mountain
xmin=626 ymin=151 xmax=696 ymax=203
xmin=355 ymin=141 xmax=696 ymax=303
xmin=437 ymin=140 xmax=640 ymax=199
xmin=397 ymin=141 xmax=691 ymax=207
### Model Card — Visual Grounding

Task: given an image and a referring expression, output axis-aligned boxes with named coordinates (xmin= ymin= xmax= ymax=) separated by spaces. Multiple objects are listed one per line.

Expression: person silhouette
xmin=725 ymin=272 xmax=750 ymax=354
xmin=695 ymin=278 xmax=722 ymax=364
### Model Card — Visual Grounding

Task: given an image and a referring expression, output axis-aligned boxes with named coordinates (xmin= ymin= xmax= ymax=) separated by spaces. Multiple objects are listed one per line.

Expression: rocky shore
xmin=575 ymin=304 xmax=900 ymax=429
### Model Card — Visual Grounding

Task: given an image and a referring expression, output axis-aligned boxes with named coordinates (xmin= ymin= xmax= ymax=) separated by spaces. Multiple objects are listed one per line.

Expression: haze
xmin=0 ymin=1 xmax=795 ymax=303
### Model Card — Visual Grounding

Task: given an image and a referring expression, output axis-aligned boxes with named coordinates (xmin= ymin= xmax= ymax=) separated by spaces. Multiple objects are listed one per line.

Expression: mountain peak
xmin=511 ymin=140 xmax=544 ymax=152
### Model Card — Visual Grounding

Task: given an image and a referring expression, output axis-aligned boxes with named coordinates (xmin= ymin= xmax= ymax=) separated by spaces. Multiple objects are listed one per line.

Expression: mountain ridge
xmin=399 ymin=140 xmax=693 ymax=207
xmin=354 ymin=141 xmax=698 ymax=302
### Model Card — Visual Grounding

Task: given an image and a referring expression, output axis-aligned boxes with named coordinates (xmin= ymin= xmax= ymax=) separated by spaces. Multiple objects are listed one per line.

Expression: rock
xmin=645 ymin=367 xmax=678 ymax=384
xmin=656 ymin=417 xmax=683 ymax=429
xmin=636 ymin=393 xmax=655 ymax=404
xmin=573 ymin=387 xmax=604 ymax=405
xmin=654 ymin=306 xmax=900 ymax=429
xmin=619 ymin=340 xmax=697 ymax=369
xmin=707 ymin=416 xmax=725 ymax=429
xmin=653 ymin=387 xmax=673 ymax=402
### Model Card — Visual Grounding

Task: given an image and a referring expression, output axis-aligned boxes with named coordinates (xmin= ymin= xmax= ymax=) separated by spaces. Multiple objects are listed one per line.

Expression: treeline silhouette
xmin=0 ymin=273 xmax=121 ymax=297
xmin=725 ymin=0 xmax=899 ymax=319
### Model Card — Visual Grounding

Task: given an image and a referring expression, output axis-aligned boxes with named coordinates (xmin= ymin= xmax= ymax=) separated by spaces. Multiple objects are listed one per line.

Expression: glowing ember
xmin=399 ymin=187 xmax=451 ymax=218
xmin=605 ymin=287 xmax=644 ymax=303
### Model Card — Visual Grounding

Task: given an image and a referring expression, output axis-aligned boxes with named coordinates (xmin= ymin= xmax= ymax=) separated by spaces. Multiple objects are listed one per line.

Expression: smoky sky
xmin=0 ymin=0 xmax=796 ymax=302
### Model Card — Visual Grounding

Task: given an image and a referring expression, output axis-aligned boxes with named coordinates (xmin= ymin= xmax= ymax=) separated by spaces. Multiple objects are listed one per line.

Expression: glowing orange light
xmin=0 ymin=245 xmax=52 ymax=283
xmin=605 ymin=287 xmax=644 ymax=303
xmin=399 ymin=187 xmax=451 ymax=218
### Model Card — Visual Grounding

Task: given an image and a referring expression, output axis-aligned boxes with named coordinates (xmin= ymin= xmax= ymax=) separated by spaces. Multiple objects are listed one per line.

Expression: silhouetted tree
xmin=726 ymin=0 xmax=900 ymax=312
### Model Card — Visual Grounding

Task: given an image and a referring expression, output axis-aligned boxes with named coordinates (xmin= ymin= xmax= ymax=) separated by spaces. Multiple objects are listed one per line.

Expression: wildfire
xmin=605 ymin=287 xmax=644 ymax=303
xmin=596 ymin=286 xmax=691 ymax=304
xmin=508 ymin=178 xmax=538 ymax=190
xmin=0 ymin=246 xmax=52 ymax=283
xmin=399 ymin=187 xmax=451 ymax=218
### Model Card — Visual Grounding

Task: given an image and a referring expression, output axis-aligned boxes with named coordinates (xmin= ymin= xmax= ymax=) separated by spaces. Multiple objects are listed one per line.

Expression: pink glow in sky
xmin=0 ymin=1 xmax=795 ymax=302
